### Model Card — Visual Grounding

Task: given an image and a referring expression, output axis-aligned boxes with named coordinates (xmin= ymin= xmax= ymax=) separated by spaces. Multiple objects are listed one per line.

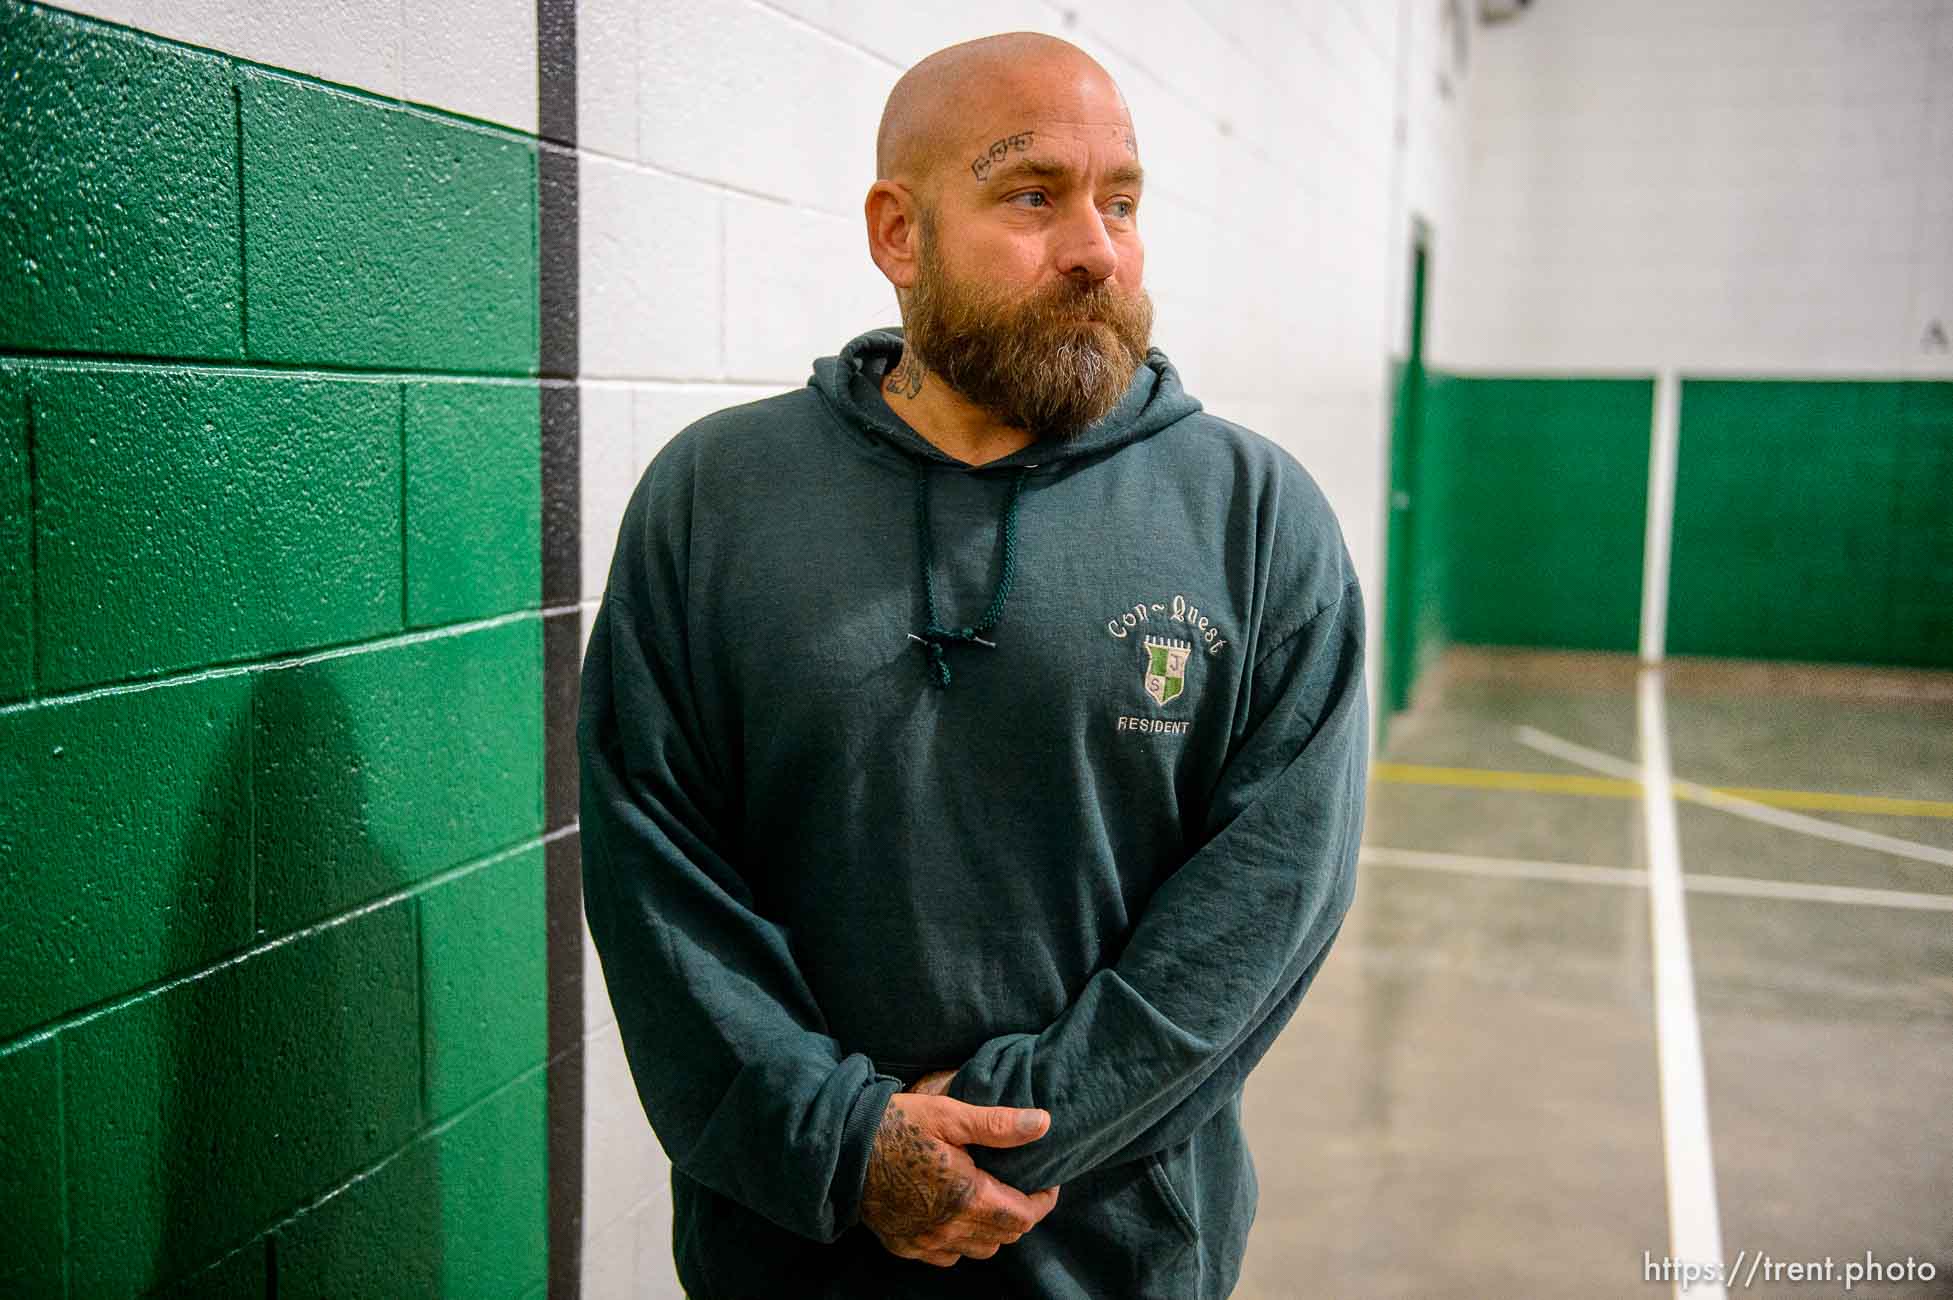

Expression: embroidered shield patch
xmin=1142 ymin=636 xmax=1191 ymax=706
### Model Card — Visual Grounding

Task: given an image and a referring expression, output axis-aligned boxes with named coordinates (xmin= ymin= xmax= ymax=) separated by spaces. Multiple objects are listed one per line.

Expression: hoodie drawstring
xmin=909 ymin=463 xmax=1033 ymax=689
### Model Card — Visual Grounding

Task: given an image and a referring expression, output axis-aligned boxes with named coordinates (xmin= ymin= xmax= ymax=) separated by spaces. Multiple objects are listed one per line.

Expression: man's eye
xmin=1009 ymin=191 xmax=1048 ymax=208
xmin=1106 ymin=200 xmax=1136 ymax=219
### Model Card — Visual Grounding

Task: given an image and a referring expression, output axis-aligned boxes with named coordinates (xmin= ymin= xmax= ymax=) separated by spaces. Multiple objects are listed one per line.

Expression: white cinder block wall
xmin=1436 ymin=0 xmax=1953 ymax=376
xmin=571 ymin=2 xmax=1457 ymax=1294
xmin=54 ymin=0 xmax=540 ymax=130
xmin=1384 ymin=0 xmax=1476 ymax=359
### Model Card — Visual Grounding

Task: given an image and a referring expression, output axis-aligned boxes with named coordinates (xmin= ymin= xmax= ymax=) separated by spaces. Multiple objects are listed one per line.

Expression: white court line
xmin=1515 ymin=726 xmax=1953 ymax=870
xmin=1640 ymin=369 xmax=1681 ymax=664
xmin=1639 ymin=671 xmax=1726 ymax=1300
xmin=1515 ymin=724 xmax=1645 ymax=781
xmin=1360 ymin=846 xmax=1953 ymax=913
xmin=1681 ymin=871 xmax=1953 ymax=913
xmin=1363 ymin=846 xmax=1647 ymax=888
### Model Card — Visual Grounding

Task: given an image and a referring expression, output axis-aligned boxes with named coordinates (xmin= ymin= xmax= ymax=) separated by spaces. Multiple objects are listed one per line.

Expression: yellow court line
xmin=1371 ymin=762 xmax=1953 ymax=821
xmin=1371 ymin=763 xmax=1642 ymax=799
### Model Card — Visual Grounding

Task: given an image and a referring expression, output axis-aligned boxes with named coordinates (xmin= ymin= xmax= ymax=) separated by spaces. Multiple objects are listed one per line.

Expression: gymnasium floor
xmin=1237 ymin=649 xmax=1953 ymax=1299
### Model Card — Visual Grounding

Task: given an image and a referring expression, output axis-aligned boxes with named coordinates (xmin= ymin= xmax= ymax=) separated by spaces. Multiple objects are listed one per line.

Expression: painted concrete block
xmin=0 ymin=1034 xmax=61 ymax=1298
xmin=406 ymin=381 xmax=542 ymax=627
xmin=242 ymin=69 xmax=538 ymax=374
xmin=402 ymin=0 xmax=537 ymax=132
xmin=435 ymin=1069 xmax=550 ymax=1298
xmin=0 ymin=371 xmax=27 ymax=700
xmin=253 ymin=618 xmax=544 ymax=936
xmin=582 ymin=908 xmax=614 ymax=1035
xmin=580 ymin=1185 xmax=683 ymax=1300
xmin=580 ymin=1208 xmax=641 ymax=1300
xmin=578 ymin=157 xmax=721 ymax=380
xmin=579 ymin=383 xmax=634 ymax=601
xmin=31 ymin=369 xmax=399 ymax=690
xmin=1082 ymin=0 xmax=1234 ymax=115
xmin=759 ymin=0 xmax=1061 ymax=69
xmin=544 ymin=613 xmax=582 ymax=834
xmin=420 ymin=844 xmax=547 ymax=1119
xmin=636 ymin=0 xmax=891 ymax=218
xmin=0 ymin=1 xmax=241 ymax=358
xmin=273 ymin=1132 xmax=445 ymax=1288
xmin=271 ymin=1061 xmax=546 ymax=1296
xmin=723 ymin=197 xmax=884 ymax=383
xmin=537 ymin=145 xmax=578 ymax=380
xmin=633 ymin=1186 xmax=686 ymax=1298
xmin=62 ymin=898 xmax=421 ymax=1297
xmin=581 ymin=1023 xmax=670 ymax=1243
xmin=281 ymin=1068 xmax=549 ymax=1298
xmin=0 ymin=673 xmax=252 ymax=1040
xmin=1139 ymin=200 xmax=1218 ymax=314
xmin=542 ymin=828 xmax=582 ymax=1021
xmin=54 ymin=0 xmax=406 ymax=101
xmin=148 ymin=1239 xmax=269 ymax=1300
xmin=541 ymin=378 xmax=581 ymax=605
xmin=274 ymin=1136 xmax=443 ymax=1298
xmin=577 ymin=0 xmax=639 ymax=159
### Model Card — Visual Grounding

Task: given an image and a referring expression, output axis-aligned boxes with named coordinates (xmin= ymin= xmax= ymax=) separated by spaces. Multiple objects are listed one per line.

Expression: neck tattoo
xmin=885 ymin=350 xmax=925 ymax=401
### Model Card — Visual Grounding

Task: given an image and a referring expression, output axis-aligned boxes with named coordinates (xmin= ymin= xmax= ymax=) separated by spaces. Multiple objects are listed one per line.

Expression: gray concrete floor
xmin=1236 ymin=649 xmax=1953 ymax=1299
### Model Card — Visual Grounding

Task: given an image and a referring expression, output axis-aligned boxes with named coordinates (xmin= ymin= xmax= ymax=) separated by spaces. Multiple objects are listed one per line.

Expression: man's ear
xmin=865 ymin=180 xmax=921 ymax=291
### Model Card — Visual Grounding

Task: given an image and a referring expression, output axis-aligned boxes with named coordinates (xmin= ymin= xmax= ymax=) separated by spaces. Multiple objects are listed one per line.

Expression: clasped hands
xmin=857 ymin=1068 xmax=1062 ymax=1268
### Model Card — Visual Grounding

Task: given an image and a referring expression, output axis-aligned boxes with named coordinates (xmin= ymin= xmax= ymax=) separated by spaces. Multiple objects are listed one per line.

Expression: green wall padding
xmin=1429 ymin=376 xmax=1654 ymax=653
xmin=1409 ymin=370 xmax=1459 ymax=679
xmin=1382 ymin=359 xmax=1455 ymax=718
xmin=1670 ymin=379 xmax=1953 ymax=667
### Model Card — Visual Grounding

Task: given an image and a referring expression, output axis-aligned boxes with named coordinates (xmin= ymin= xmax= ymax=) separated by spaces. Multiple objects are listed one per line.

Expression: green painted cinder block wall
xmin=0 ymin=3 xmax=549 ymax=1297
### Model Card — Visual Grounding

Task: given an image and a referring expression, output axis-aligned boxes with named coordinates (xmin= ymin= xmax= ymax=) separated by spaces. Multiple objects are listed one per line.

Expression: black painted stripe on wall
xmin=537 ymin=0 xmax=584 ymax=1296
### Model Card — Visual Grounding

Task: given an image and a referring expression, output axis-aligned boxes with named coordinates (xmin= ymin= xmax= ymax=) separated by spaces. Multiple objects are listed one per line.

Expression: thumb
xmin=927 ymin=1097 xmax=1050 ymax=1149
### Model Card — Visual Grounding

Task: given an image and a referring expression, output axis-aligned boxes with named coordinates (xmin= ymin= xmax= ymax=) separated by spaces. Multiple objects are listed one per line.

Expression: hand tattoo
xmin=860 ymin=1102 xmax=975 ymax=1237
xmin=885 ymin=351 xmax=924 ymax=400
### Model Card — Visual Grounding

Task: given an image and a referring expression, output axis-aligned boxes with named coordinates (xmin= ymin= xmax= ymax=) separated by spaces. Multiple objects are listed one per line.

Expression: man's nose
xmin=1056 ymin=203 xmax=1119 ymax=282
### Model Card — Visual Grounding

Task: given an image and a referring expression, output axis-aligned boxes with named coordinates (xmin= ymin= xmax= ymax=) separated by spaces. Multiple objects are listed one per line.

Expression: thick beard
xmin=901 ymin=211 xmax=1154 ymax=442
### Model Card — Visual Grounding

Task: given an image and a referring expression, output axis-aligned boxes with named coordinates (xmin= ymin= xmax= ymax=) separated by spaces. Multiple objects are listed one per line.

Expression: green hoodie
xmin=577 ymin=327 xmax=1367 ymax=1298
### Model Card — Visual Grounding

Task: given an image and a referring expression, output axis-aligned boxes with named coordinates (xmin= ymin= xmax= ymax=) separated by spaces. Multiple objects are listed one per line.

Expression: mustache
xmin=1024 ymin=276 xmax=1145 ymax=328
xmin=1040 ymin=276 xmax=1120 ymax=308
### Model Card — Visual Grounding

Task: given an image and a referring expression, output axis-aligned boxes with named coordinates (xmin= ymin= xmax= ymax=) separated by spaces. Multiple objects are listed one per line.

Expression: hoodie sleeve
xmin=577 ymin=461 xmax=901 ymax=1244
xmin=943 ymin=571 xmax=1368 ymax=1193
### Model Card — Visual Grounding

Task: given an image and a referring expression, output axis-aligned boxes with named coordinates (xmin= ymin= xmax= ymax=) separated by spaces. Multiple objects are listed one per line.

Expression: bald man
xmin=579 ymin=31 xmax=1368 ymax=1299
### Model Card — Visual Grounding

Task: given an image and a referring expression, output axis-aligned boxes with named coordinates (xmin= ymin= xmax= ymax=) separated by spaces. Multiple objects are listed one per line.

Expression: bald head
xmin=876 ymin=33 xmax=1131 ymax=189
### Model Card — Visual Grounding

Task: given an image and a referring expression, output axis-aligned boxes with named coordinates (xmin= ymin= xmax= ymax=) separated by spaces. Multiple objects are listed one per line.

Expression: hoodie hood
xmin=808 ymin=326 xmax=1202 ymax=473
xmin=807 ymin=326 xmax=1204 ymax=689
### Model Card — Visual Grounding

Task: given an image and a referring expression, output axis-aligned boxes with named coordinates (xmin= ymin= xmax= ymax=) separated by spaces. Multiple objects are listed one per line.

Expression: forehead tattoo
xmin=970 ymin=130 xmax=1035 ymax=181
xmin=967 ymin=129 xmax=1146 ymax=187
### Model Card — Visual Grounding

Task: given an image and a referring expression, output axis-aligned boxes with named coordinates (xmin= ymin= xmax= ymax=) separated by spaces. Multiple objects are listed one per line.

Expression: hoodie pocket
xmin=1145 ymin=1142 xmax=1200 ymax=1247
